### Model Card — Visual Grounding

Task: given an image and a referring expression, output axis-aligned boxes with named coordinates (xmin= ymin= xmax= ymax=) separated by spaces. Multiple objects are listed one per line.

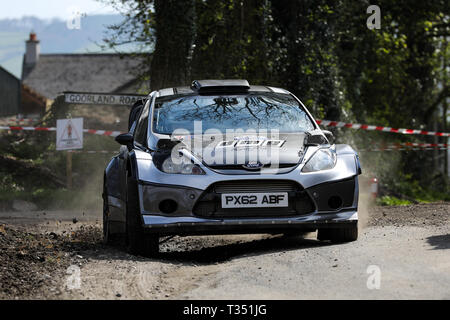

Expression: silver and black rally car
xmin=103 ymin=80 xmax=362 ymax=255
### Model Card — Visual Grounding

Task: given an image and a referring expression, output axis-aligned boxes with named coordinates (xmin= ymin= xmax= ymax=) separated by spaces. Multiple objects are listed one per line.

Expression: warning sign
xmin=56 ymin=118 xmax=83 ymax=150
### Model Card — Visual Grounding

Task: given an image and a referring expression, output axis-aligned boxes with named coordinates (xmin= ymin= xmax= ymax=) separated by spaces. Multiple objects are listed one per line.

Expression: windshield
xmin=152 ymin=92 xmax=315 ymax=134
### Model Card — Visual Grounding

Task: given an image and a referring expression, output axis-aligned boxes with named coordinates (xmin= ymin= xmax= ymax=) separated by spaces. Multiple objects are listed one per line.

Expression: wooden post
xmin=66 ymin=151 xmax=72 ymax=189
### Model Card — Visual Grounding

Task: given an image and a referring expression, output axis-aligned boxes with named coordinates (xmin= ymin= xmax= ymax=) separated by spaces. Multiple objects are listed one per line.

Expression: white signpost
xmin=56 ymin=118 xmax=83 ymax=188
xmin=64 ymin=92 xmax=146 ymax=106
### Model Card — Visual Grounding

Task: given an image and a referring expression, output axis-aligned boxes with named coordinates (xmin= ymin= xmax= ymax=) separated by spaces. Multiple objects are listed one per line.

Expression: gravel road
xmin=0 ymin=202 xmax=448 ymax=300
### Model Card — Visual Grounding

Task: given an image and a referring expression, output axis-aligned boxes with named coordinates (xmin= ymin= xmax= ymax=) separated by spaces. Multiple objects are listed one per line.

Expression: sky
xmin=0 ymin=0 xmax=119 ymax=20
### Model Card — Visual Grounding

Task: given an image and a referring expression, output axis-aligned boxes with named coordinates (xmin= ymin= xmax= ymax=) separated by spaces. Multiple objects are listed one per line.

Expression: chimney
xmin=25 ymin=32 xmax=40 ymax=66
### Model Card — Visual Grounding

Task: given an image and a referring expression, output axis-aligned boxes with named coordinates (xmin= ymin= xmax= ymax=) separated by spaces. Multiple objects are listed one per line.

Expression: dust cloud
xmin=357 ymin=177 xmax=373 ymax=229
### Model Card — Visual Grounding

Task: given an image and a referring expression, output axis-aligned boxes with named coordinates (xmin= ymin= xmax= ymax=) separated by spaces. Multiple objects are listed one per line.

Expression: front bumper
xmin=138 ymin=177 xmax=359 ymax=236
xmin=142 ymin=210 xmax=357 ymax=236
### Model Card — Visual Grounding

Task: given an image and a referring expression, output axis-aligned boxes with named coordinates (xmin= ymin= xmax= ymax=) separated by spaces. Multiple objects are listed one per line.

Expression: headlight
xmin=302 ymin=148 xmax=337 ymax=172
xmin=161 ymin=157 xmax=205 ymax=175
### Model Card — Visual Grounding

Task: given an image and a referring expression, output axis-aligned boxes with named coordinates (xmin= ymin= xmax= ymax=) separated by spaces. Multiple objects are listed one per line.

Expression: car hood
xmin=174 ymin=133 xmax=307 ymax=168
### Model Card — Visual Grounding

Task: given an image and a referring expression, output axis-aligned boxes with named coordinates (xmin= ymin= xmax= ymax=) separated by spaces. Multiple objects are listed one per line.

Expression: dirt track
xmin=0 ymin=202 xmax=449 ymax=300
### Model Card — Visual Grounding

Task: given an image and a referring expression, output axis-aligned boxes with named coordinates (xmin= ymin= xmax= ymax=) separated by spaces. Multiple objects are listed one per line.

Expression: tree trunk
xmin=150 ymin=0 xmax=195 ymax=90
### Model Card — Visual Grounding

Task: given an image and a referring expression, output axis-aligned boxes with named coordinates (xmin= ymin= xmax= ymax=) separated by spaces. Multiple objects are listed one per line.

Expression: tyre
xmin=103 ymin=185 xmax=123 ymax=245
xmin=317 ymin=224 xmax=358 ymax=243
xmin=126 ymin=173 xmax=159 ymax=256
xmin=102 ymin=188 xmax=111 ymax=244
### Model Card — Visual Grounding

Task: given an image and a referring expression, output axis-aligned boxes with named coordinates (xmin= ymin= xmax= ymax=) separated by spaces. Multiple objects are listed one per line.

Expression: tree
xmin=101 ymin=0 xmax=195 ymax=90
xmin=150 ymin=0 xmax=196 ymax=90
xmin=191 ymin=0 xmax=271 ymax=83
xmin=101 ymin=0 xmax=154 ymax=85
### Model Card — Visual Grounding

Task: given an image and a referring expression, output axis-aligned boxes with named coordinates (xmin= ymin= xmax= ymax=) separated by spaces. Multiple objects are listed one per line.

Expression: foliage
xmin=376 ymin=196 xmax=412 ymax=206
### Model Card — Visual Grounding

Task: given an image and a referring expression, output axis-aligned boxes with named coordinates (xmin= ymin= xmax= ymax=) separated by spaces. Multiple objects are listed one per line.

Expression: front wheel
xmin=126 ymin=174 xmax=159 ymax=256
xmin=317 ymin=225 xmax=358 ymax=243
xmin=102 ymin=187 xmax=111 ymax=244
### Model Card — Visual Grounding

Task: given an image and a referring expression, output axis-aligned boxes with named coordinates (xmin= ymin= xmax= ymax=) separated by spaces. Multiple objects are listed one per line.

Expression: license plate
xmin=221 ymin=193 xmax=288 ymax=208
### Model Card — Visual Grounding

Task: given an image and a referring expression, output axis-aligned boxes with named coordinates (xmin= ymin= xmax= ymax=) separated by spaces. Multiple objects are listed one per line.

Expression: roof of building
xmin=0 ymin=65 xmax=21 ymax=117
xmin=0 ymin=65 xmax=20 ymax=81
xmin=22 ymin=83 xmax=47 ymax=104
xmin=22 ymin=53 xmax=147 ymax=100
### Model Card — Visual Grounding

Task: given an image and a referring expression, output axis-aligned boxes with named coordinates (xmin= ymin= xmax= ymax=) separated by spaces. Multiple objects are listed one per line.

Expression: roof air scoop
xmin=190 ymin=79 xmax=250 ymax=94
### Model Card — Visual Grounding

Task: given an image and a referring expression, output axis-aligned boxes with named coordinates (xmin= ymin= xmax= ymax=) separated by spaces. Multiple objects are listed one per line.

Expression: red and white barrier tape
xmin=359 ymin=143 xmax=449 ymax=152
xmin=61 ymin=148 xmax=450 ymax=154
xmin=0 ymin=118 xmax=38 ymax=124
xmin=83 ymin=129 xmax=122 ymax=137
xmin=393 ymin=142 xmax=448 ymax=148
xmin=0 ymin=125 xmax=56 ymax=132
xmin=316 ymin=120 xmax=450 ymax=137
xmin=1 ymin=119 xmax=450 ymax=138
xmin=0 ymin=126 xmax=122 ymax=137
xmin=66 ymin=144 xmax=450 ymax=154
xmin=68 ymin=150 xmax=116 ymax=154
xmin=361 ymin=147 xmax=449 ymax=152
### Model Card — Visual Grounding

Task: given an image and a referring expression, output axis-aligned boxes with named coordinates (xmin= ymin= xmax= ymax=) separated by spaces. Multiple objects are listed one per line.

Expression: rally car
xmin=103 ymin=80 xmax=362 ymax=256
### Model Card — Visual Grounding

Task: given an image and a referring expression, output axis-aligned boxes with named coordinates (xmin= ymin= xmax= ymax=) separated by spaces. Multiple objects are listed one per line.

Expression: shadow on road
xmin=158 ymin=235 xmax=332 ymax=264
xmin=426 ymin=234 xmax=450 ymax=250
xmin=87 ymin=233 xmax=335 ymax=265
xmin=42 ymin=224 xmax=335 ymax=265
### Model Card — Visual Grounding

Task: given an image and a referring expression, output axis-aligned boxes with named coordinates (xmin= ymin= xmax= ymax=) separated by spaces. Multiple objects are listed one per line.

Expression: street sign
xmin=64 ymin=92 xmax=147 ymax=106
xmin=56 ymin=118 xmax=83 ymax=150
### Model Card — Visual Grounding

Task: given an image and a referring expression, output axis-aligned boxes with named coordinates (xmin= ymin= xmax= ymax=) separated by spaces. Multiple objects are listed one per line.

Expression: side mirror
xmin=304 ymin=133 xmax=328 ymax=146
xmin=115 ymin=133 xmax=133 ymax=148
xmin=322 ymin=130 xmax=334 ymax=144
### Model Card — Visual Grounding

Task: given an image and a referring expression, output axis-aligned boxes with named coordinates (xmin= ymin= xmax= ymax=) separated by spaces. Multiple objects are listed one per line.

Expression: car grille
xmin=193 ymin=180 xmax=315 ymax=218
xmin=213 ymin=180 xmax=297 ymax=193
xmin=207 ymin=163 xmax=298 ymax=174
